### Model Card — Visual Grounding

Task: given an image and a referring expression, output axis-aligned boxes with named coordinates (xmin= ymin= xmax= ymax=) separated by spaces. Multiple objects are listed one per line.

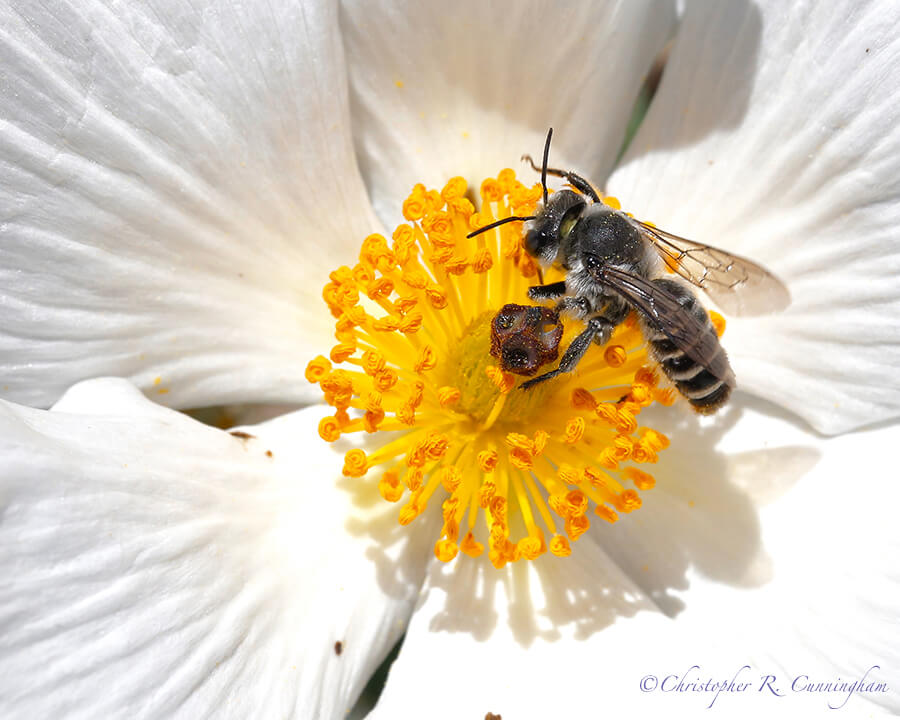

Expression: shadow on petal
xmin=334 ymin=394 xmax=820 ymax=644
xmin=623 ymin=0 xmax=762 ymax=163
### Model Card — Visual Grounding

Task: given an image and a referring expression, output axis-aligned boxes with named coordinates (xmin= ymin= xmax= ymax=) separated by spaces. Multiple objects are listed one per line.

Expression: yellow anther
xmin=448 ymin=196 xmax=474 ymax=216
xmin=486 ymin=365 xmax=515 ymax=393
xmin=425 ymin=433 xmax=450 ymax=460
xmin=379 ymin=471 xmax=404 ymax=502
xmin=629 ymin=382 xmax=653 ymax=406
xmin=635 ymin=366 xmax=659 ymax=387
xmin=438 ymin=386 xmax=461 ymax=407
xmin=353 ymin=262 xmax=375 ymax=287
xmin=441 ymin=466 xmax=462 ymax=493
xmin=399 ymin=313 xmax=423 ymax=334
xmin=374 ymin=368 xmax=399 ymax=392
xmin=472 ymin=248 xmax=494 ymax=273
xmin=393 ymin=295 xmax=418 ymax=315
xmin=363 ymin=409 xmax=385 ymax=433
xmin=425 ymin=285 xmax=448 ymax=309
xmin=597 ymin=447 xmax=620 ymax=470
xmin=441 ymin=176 xmax=468 ymax=202
xmin=616 ymin=408 xmax=639 ymax=435
xmin=406 ymin=468 xmax=424 ymax=491
xmin=489 ymin=496 xmax=508 ymax=523
xmin=564 ymin=417 xmax=586 ymax=444
xmin=444 ymin=257 xmax=469 ymax=275
xmin=372 ymin=316 xmax=401 ymax=333
xmin=425 ymin=189 xmax=444 ymax=214
xmin=402 ymin=185 xmax=427 ymax=221
xmin=565 ymin=514 xmax=590 ymax=541
xmin=617 ymin=489 xmax=642 ymax=513
xmin=497 ymin=168 xmax=517 ymax=192
xmin=480 ymin=178 xmax=503 ymax=202
xmin=549 ymin=535 xmax=572 ymax=557
xmin=478 ymin=451 xmax=499 ymax=472
xmin=397 ymin=403 xmax=416 ymax=425
xmin=623 ymin=467 xmax=656 ymax=490
xmin=613 ymin=434 xmax=634 ymax=461
xmin=318 ymin=416 xmax=341 ymax=442
xmin=344 ymin=305 xmax=369 ymax=326
xmin=361 ymin=350 xmax=386 ymax=377
xmin=342 ymin=449 xmax=368 ymax=478
xmin=407 ymin=381 xmax=425 ymax=408
xmin=604 ymin=345 xmax=627 ymax=367
xmin=406 ymin=441 xmax=428 ymax=468
xmin=460 ymin=532 xmax=485 ymax=558
xmin=305 ymin=355 xmax=332 ymax=384
xmin=329 ymin=266 xmax=354 ymax=284
xmin=603 ymin=195 xmax=622 ymax=210
xmin=423 ymin=212 xmax=454 ymax=245
xmin=414 ymin=346 xmax=437 ymax=373
xmin=516 ymin=536 xmax=543 ymax=561
xmin=571 ymin=387 xmax=597 ymax=410
xmin=367 ymin=277 xmax=394 ymax=300
xmin=595 ymin=403 xmax=619 ymax=426
xmin=557 ymin=465 xmax=581 ymax=486
xmin=564 ymin=490 xmax=589 ymax=518
xmin=509 ymin=446 xmax=533 ymax=469
xmin=641 ymin=428 xmax=670 ymax=451
xmin=330 ymin=342 xmax=356 ymax=364
xmin=709 ymin=310 xmax=726 ymax=337
xmin=478 ymin=481 xmax=496 ymax=507
xmin=392 ymin=224 xmax=417 ymax=265
xmin=401 ymin=269 xmax=428 ymax=289
xmin=595 ymin=505 xmax=619 ymax=523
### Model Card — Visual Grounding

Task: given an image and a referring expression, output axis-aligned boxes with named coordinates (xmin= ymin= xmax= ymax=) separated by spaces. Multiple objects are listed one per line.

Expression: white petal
xmin=607 ymin=0 xmax=900 ymax=434
xmin=0 ymin=379 xmax=433 ymax=719
xmin=341 ymin=0 xmax=676 ymax=225
xmin=0 ymin=0 xmax=379 ymax=410
xmin=370 ymin=399 xmax=900 ymax=718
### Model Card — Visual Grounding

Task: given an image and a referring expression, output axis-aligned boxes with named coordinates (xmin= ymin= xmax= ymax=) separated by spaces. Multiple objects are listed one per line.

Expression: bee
xmin=470 ymin=129 xmax=790 ymax=413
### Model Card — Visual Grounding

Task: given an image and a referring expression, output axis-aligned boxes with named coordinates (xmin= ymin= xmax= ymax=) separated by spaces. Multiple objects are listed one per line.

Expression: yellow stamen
xmin=310 ymin=171 xmax=679 ymax=565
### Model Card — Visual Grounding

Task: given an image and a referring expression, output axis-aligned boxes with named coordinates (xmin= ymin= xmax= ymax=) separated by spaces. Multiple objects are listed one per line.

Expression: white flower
xmin=1 ymin=1 xmax=899 ymax=718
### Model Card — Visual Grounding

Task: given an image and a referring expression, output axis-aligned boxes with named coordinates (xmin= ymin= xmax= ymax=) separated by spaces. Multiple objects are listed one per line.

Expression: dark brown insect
xmin=490 ymin=303 xmax=564 ymax=376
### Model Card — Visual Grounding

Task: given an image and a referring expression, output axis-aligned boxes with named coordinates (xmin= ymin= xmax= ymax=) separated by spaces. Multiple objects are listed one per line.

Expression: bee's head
xmin=523 ymin=189 xmax=586 ymax=264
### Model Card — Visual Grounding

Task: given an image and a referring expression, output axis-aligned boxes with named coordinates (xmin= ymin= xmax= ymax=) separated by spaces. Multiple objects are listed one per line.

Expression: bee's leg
xmin=555 ymin=295 xmax=591 ymax=319
xmin=591 ymin=299 xmax=629 ymax=345
xmin=521 ymin=155 xmax=601 ymax=203
xmin=521 ymin=316 xmax=614 ymax=389
xmin=527 ymin=281 xmax=567 ymax=301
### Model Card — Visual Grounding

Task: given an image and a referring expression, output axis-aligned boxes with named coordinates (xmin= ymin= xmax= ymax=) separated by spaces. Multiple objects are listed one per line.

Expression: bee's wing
xmin=634 ymin=219 xmax=790 ymax=317
xmin=601 ymin=266 xmax=736 ymax=386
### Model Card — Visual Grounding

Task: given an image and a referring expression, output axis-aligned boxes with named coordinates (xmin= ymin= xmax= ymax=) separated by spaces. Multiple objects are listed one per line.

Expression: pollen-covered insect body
xmin=470 ymin=129 xmax=790 ymax=413
xmin=490 ymin=303 xmax=564 ymax=376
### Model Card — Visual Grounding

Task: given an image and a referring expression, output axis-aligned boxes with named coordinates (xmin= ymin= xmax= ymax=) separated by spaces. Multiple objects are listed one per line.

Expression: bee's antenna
xmin=466 ymin=215 xmax=535 ymax=239
xmin=541 ymin=127 xmax=553 ymax=206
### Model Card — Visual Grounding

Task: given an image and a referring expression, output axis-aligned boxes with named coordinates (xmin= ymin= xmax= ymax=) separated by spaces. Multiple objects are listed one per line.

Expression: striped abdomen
xmin=642 ymin=279 xmax=734 ymax=414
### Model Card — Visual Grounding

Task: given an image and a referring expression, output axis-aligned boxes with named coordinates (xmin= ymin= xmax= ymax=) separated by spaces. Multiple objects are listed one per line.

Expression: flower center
xmin=307 ymin=171 xmax=682 ymax=568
